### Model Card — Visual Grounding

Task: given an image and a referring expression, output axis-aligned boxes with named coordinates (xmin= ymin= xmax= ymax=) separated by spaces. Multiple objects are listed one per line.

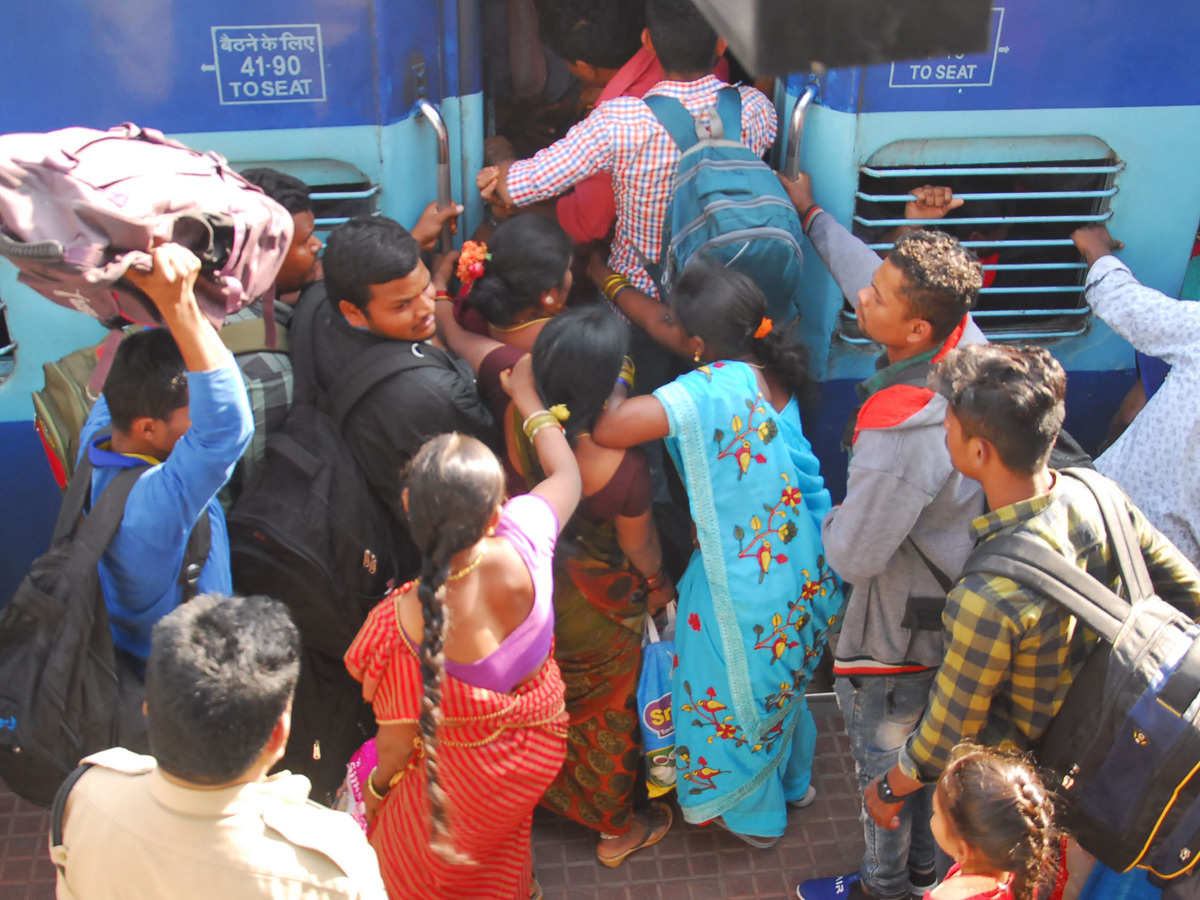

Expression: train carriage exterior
xmin=1 ymin=0 xmax=1197 ymax=603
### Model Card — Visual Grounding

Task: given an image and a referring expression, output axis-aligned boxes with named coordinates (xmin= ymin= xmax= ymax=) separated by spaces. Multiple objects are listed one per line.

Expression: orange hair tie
xmin=754 ymin=317 xmax=774 ymax=339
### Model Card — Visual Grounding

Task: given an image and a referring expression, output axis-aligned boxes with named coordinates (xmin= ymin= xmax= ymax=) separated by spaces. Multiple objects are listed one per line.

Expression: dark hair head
xmin=103 ymin=328 xmax=188 ymax=432
xmin=532 ymin=306 xmax=628 ymax=443
xmin=543 ymin=0 xmax=646 ymax=69
xmin=646 ymin=0 xmax=720 ymax=75
xmin=938 ymin=745 xmax=1059 ymax=900
xmin=404 ymin=433 xmax=505 ymax=862
xmin=671 ymin=260 xmax=812 ymax=400
xmin=887 ymin=230 xmax=982 ymax=343
xmin=145 ymin=594 xmax=300 ymax=785
xmin=239 ymin=167 xmax=312 ymax=215
xmin=469 ymin=216 xmax=573 ymax=327
xmin=323 ymin=216 xmax=421 ymax=312
xmin=930 ymin=344 xmax=1066 ymax=474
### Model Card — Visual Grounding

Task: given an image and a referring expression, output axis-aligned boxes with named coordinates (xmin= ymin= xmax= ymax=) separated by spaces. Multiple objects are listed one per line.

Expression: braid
xmin=417 ymin=539 xmax=470 ymax=864
xmin=1009 ymin=773 xmax=1057 ymax=900
xmin=402 ymin=433 xmax=506 ymax=866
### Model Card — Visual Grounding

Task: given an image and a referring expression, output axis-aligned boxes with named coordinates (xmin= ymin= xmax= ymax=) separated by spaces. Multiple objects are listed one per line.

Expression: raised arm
xmin=430 ymin=250 xmax=506 ymax=374
xmin=501 ymin=354 xmax=581 ymax=532
xmin=591 ymin=379 xmax=670 ymax=449
xmin=587 ymin=250 xmax=690 ymax=358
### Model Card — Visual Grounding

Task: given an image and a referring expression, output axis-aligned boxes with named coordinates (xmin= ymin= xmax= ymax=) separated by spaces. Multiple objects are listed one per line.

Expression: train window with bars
xmin=235 ymin=159 xmax=379 ymax=235
xmin=840 ymin=144 xmax=1123 ymax=342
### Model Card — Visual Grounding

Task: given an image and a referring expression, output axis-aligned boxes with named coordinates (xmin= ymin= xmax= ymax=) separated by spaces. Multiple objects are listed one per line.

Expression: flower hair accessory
xmin=548 ymin=404 xmax=571 ymax=422
xmin=753 ymin=317 xmax=774 ymax=339
xmin=457 ymin=240 xmax=491 ymax=289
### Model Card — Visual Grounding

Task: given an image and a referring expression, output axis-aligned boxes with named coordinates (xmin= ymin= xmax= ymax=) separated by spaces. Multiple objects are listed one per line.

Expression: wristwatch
xmin=876 ymin=772 xmax=902 ymax=804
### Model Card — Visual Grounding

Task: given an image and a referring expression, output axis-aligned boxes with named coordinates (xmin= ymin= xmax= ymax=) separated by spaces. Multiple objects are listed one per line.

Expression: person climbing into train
xmin=778 ymin=173 xmax=988 ymax=900
xmin=476 ymin=0 xmax=774 ymax=393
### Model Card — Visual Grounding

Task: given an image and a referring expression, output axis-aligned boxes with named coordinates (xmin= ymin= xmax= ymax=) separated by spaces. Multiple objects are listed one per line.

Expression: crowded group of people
xmin=36 ymin=1 xmax=1200 ymax=900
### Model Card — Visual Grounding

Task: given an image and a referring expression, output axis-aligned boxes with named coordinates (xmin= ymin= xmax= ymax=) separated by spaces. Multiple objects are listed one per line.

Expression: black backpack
xmin=0 ymin=453 xmax=209 ymax=806
xmin=226 ymin=286 xmax=439 ymax=659
xmin=961 ymin=467 xmax=1200 ymax=881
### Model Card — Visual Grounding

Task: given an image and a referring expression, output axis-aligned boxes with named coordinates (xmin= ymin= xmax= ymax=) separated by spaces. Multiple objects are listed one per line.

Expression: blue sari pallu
xmin=655 ymin=361 xmax=840 ymax=838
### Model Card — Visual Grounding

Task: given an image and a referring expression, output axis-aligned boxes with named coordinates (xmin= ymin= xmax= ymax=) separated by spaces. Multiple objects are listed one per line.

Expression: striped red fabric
xmin=346 ymin=596 xmax=568 ymax=900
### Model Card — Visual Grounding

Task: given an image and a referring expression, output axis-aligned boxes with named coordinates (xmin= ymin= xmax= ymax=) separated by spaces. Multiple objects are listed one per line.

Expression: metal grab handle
xmin=783 ymin=84 xmax=818 ymax=181
xmin=417 ymin=100 xmax=454 ymax=253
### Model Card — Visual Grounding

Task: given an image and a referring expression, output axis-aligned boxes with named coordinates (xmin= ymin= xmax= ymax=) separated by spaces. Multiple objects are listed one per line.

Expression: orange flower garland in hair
xmin=754 ymin=317 xmax=774 ymax=339
xmin=457 ymin=240 xmax=490 ymax=290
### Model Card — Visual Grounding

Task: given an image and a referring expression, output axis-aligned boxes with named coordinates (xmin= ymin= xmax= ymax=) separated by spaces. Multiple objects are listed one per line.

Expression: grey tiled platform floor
xmin=0 ymin=707 xmax=862 ymax=900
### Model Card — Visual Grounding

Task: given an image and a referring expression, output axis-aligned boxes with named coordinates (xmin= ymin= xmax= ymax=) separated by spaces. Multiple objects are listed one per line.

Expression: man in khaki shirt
xmin=49 ymin=594 xmax=387 ymax=900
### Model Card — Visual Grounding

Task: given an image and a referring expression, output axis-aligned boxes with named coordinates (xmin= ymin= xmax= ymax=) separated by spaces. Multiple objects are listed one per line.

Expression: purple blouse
xmin=404 ymin=493 xmax=558 ymax=694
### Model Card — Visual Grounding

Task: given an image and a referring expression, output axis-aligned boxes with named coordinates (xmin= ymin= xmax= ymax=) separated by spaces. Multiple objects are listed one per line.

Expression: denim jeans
xmin=835 ymin=672 xmax=938 ymax=900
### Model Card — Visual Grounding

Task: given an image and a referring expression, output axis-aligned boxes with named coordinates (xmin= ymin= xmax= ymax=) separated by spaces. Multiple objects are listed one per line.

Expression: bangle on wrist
xmin=434 ymin=290 xmax=454 ymax=303
xmin=800 ymin=204 xmax=823 ymax=234
xmin=528 ymin=420 xmax=564 ymax=441
xmin=366 ymin=766 xmax=388 ymax=801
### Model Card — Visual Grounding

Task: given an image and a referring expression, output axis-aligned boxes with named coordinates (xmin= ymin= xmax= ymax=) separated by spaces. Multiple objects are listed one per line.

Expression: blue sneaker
xmin=797 ymin=873 xmax=867 ymax=900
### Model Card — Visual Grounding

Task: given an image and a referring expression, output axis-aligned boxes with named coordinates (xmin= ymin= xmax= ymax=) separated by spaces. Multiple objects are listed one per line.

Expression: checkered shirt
xmin=898 ymin=471 xmax=1200 ymax=782
xmin=506 ymin=75 xmax=777 ymax=297
xmin=220 ymin=300 xmax=293 ymax=505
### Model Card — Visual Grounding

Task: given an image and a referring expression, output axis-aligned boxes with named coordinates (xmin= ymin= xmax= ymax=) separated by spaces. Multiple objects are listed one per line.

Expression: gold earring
xmin=693 ymin=350 xmax=701 ymax=363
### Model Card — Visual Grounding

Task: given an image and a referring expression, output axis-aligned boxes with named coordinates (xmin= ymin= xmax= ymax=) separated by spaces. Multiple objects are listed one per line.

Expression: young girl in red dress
xmin=928 ymin=746 xmax=1065 ymax=900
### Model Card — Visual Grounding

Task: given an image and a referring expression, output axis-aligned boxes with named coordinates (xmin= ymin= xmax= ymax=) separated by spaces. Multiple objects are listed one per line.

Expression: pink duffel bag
xmin=0 ymin=122 xmax=293 ymax=328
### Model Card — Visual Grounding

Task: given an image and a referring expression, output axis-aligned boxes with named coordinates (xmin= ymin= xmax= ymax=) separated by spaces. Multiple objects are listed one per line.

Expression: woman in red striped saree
xmin=345 ymin=357 xmax=582 ymax=900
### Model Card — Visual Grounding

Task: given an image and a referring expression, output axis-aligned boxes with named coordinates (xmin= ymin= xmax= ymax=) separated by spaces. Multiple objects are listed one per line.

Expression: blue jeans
xmin=835 ymin=672 xmax=938 ymax=900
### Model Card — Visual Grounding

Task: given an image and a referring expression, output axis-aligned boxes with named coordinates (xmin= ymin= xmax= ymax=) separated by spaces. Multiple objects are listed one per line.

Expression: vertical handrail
xmin=782 ymin=84 xmax=818 ymax=180
xmin=417 ymin=100 xmax=455 ymax=253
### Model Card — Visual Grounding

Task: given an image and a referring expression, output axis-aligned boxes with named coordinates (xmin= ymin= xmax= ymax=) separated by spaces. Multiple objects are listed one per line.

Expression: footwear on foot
xmin=788 ymin=784 xmax=818 ymax=809
xmin=710 ymin=815 xmax=780 ymax=849
xmin=529 ymin=875 xmax=543 ymax=900
xmin=797 ymin=872 xmax=870 ymax=900
xmin=596 ymin=801 xmax=674 ymax=868
xmin=908 ymin=866 xmax=938 ymax=899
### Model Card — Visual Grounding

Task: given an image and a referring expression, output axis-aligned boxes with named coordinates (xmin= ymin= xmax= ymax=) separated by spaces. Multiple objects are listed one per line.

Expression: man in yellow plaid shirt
xmin=864 ymin=344 xmax=1200 ymax=833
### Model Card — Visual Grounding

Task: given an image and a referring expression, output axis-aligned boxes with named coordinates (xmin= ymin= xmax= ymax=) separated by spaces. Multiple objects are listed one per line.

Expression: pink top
xmin=402 ymin=494 xmax=559 ymax=694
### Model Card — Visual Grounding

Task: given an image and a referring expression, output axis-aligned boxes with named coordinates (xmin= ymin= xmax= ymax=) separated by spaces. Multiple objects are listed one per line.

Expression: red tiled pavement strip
xmin=0 ymin=708 xmax=861 ymax=900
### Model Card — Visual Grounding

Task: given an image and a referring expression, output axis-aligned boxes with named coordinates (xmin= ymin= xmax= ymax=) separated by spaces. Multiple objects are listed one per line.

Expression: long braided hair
xmin=404 ymin=434 xmax=505 ymax=861
xmin=937 ymin=746 xmax=1059 ymax=900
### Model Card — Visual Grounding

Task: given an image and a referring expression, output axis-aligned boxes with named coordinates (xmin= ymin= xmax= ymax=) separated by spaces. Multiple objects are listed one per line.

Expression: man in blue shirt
xmin=78 ymin=243 xmax=254 ymax=667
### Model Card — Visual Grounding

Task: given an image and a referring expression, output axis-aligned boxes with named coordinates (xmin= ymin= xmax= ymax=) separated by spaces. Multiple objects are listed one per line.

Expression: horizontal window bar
xmin=868 ymin=238 xmax=1079 ymax=250
xmin=970 ymin=307 xmax=1090 ymax=317
xmin=309 ymin=186 xmax=380 ymax=201
xmin=834 ymin=331 xmax=877 ymax=345
xmin=982 ymin=262 xmax=1087 ymax=271
xmin=860 ymin=163 xmax=1125 ymax=177
xmin=856 ymin=188 xmax=1119 ymax=202
xmin=854 ymin=211 xmax=1112 ymax=227
xmin=0 ymin=342 xmax=16 ymax=356
xmin=979 ymin=286 xmax=1084 ymax=295
xmin=978 ymin=327 xmax=1088 ymax=340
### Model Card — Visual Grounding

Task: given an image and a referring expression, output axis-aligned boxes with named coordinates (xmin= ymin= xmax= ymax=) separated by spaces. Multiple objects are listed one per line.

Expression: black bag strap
xmin=50 ymin=763 xmax=94 ymax=850
xmin=960 ymin=468 xmax=1153 ymax=645
xmin=56 ymin=436 xmax=211 ymax=597
xmin=964 ymin=533 xmax=1127 ymax=645
xmin=906 ymin=535 xmax=955 ymax=595
xmin=178 ymin=511 xmax=211 ymax=602
xmin=324 ymin=341 xmax=444 ymax=431
xmin=288 ymin=281 xmax=443 ymax=429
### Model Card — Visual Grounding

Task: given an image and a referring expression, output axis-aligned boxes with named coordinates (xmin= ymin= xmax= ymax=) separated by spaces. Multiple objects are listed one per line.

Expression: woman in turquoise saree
xmin=594 ymin=262 xmax=840 ymax=846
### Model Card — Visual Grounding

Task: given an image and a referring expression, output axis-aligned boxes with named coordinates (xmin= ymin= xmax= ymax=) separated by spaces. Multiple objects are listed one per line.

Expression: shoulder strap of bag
xmin=964 ymin=533 xmax=1128 ymax=645
xmin=644 ymin=94 xmax=704 ymax=153
xmin=50 ymin=762 xmax=94 ymax=851
xmin=57 ymin=441 xmax=211 ymax=597
xmin=1062 ymin=467 xmax=1154 ymax=602
xmin=906 ymin=535 xmax=954 ymax=594
xmin=324 ymin=341 xmax=445 ymax=431
xmin=714 ymin=86 xmax=743 ymax=144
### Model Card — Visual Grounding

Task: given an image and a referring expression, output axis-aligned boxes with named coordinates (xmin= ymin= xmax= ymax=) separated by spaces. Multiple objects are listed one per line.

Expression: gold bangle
xmin=522 ymin=409 xmax=552 ymax=432
xmin=523 ymin=413 xmax=558 ymax=439
xmin=366 ymin=766 xmax=388 ymax=800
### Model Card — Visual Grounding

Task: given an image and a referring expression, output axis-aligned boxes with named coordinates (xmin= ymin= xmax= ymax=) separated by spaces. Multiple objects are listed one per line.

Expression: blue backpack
xmin=643 ymin=88 xmax=804 ymax=324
